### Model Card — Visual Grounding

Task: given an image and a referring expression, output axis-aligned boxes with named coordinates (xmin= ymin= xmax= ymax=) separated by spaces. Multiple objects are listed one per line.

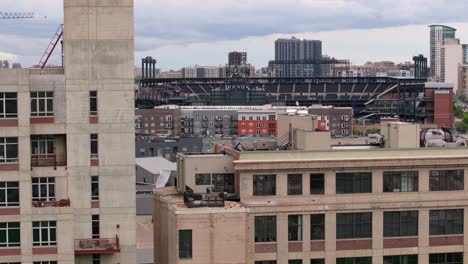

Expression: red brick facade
xmin=255 ymin=243 xmax=277 ymax=253
xmin=336 ymin=239 xmax=372 ymax=250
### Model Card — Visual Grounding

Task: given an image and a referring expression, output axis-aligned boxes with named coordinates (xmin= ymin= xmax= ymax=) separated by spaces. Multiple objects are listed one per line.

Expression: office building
xmin=181 ymin=66 xmax=225 ymax=78
xmin=155 ymin=146 xmax=468 ymax=264
xmin=441 ymin=39 xmax=464 ymax=93
xmin=429 ymin=25 xmax=456 ymax=81
xmin=0 ymin=0 xmax=136 ymax=263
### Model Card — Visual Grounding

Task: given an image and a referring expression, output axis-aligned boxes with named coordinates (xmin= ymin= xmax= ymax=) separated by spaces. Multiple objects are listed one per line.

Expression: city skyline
xmin=2 ymin=0 xmax=468 ymax=70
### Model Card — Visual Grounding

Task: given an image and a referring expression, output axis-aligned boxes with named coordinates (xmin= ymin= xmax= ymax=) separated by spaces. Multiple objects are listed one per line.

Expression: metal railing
xmin=32 ymin=199 xmax=70 ymax=208
xmin=74 ymin=236 xmax=120 ymax=255
xmin=31 ymin=154 xmax=66 ymax=169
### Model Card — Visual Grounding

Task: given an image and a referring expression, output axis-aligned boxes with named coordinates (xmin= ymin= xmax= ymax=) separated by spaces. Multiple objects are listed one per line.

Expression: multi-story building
xmin=226 ymin=52 xmax=254 ymax=78
xmin=155 ymin=146 xmax=468 ymax=264
xmin=181 ymin=108 xmax=239 ymax=137
xmin=275 ymin=37 xmax=322 ymax=61
xmin=136 ymin=106 xmax=181 ymax=136
xmin=135 ymin=137 xmax=203 ymax=162
xmin=181 ymin=66 xmax=226 ymax=78
xmin=429 ymin=25 xmax=457 ymax=81
xmin=238 ymin=110 xmax=278 ymax=137
xmin=0 ymin=0 xmax=136 ymax=263
xmin=441 ymin=38 xmax=464 ymax=94
xmin=413 ymin=55 xmax=429 ymax=79
xmin=308 ymin=106 xmax=353 ymax=137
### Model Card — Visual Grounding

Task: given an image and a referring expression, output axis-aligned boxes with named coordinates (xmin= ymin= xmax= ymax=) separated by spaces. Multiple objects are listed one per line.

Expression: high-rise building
xmin=429 ymin=25 xmax=456 ymax=81
xmin=275 ymin=37 xmax=322 ymax=61
xmin=441 ymin=38 xmax=464 ymax=93
xmin=226 ymin=51 xmax=253 ymax=78
xmin=228 ymin=52 xmax=247 ymax=66
xmin=0 ymin=0 xmax=136 ymax=263
xmin=413 ymin=54 xmax=428 ymax=78
xmin=181 ymin=66 xmax=225 ymax=78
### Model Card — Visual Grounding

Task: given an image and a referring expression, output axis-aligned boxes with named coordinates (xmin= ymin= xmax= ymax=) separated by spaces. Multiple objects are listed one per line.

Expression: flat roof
xmin=235 ymin=148 xmax=468 ymax=163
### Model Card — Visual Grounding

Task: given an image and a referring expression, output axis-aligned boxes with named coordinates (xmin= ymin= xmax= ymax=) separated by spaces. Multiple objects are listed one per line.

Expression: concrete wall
xmin=293 ymin=130 xmax=331 ymax=151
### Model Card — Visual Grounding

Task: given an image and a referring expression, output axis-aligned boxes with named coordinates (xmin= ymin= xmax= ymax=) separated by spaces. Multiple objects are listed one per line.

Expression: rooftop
xmin=235 ymin=148 xmax=468 ymax=163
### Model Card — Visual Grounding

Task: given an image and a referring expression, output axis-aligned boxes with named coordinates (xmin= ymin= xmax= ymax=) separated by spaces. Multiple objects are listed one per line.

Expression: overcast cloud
xmin=1 ymin=0 xmax=468 ymax=69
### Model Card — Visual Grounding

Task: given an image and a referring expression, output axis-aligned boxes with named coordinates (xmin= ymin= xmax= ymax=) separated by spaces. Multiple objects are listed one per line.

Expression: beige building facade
xmin=0 ymin=0 xmax=136 ymax=263
xmin=155 ymin=148 xmax=468 ymax=264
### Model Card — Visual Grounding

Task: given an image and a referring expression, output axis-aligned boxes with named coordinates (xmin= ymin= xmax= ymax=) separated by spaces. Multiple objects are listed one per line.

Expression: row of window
xmin=0 ymin=91 xmax=97 ymax=118
xmin=0 ymin=262 xmax=58 ymax=264
xmin=254 ymin=209 xmax=463 ymax=243
xmin=0 ymin=177 xmax=99 ymax=207
xmin=195 ymin=173 xmax=235 ymax=193
xmin=253 ymin=170 xmax=465 ymax=196
xmin=256 ymin=253 xmax=462 ymax=264
xmin=0 ymin=135 xmax=99 ymax=163
xmin=240 ymin=115 xmax=276 ymax=121
xmin=0 ymin=217 xmax=100 ymax=248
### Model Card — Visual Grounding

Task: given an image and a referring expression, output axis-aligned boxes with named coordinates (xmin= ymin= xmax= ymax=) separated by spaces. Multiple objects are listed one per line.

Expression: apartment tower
xmin=429 ymin=25 xmax=456 ymax=81
xmin=0 ymin=0 xmax=136 ymax=263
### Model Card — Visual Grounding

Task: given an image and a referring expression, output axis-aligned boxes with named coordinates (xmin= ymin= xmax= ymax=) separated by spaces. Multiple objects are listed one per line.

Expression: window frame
xmin=429 ymin=252 xmax=463 ymax=264
xmin=92 ymin=215 xmax=100 ymax=239
xmin=91 ymin=176 xmax=99 ymax=201
xmin=0 ymin=182 xmax=19 ymax=207
xmin=310 ymin=173 xmax=325 ymax=195
xmin=383 ymin=171 xmax=419 ymax=193
xmin=336 ymin=172 xmax=372 ymax=194
xmin=178 ymin=229 xmax=192 ymax=259
xmin=32 ymin=177 xmax=56 ymax=201
xmin=311 ymin=214 xmax=325 ymax=240
xmin=287 ymin=174 xmax=302 ymax=195
xmin=32 ymin=221 xmax=57 ymax=247
xmin=429 ymin=209 xmax=464 ymax=236
xmin=336 ymin=212 xmax=372 ymax=239
xmin=0 ymin=137 xmax=18 ymax=163
xmin=89 ymin=91 xmax=98 ymax=116
xmin=288 ymin=215 xmax=303 ymax=241
xmin=195 ymin=173 xmax=211 ymax=185
xmin=255 ymin=216 xmax=277 ymax=243
xmin=90 ymin=134 xmax=98 ymax=159
xmin=336 ymin=257 xmax=372 ymax=264
xmin=383 ymin=211 xmax=418 ymax=237
xmin=253 ymin=175 xmax=276 ymax=196
xmin=0 ymin=92 xmax=18 ymax=118
xmin=30 ymin=91 xmax=54 ymax=117
xmin=429 ymin=170 xmax=464 ymax=192
xmin=383 ymin=255 xmax=418 ymax=264
xmin=0 ymin=222 xmax=20 ymax=248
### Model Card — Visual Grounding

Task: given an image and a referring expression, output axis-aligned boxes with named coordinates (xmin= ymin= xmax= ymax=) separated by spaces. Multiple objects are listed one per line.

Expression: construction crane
xmin=37 ymin=24 xmax=64 ymax=69
xmin=0 ymin=12 xmax=35 ymax=19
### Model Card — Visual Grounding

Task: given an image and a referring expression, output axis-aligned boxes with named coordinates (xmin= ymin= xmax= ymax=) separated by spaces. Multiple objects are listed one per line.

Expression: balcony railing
xmin=74 ymin=236 xmax=120 ymax=255
xmin=32 ymin=199 xmax=70 ymax=208
xmin=31 ymin=154 xmax=66 ymax=169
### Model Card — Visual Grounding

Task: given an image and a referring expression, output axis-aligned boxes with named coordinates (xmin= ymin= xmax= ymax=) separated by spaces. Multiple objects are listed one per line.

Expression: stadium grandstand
xmin=136 ymin=77 xmax=452 ymax=126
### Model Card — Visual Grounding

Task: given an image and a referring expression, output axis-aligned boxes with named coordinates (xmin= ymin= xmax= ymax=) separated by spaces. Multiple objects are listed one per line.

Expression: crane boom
xmin=0 ymin=12 xmax=34 ymax=19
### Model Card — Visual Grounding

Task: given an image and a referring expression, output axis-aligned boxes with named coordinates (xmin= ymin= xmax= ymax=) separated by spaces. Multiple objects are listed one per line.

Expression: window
xmin=289 ymin=260 xmax=302 ymax=264
xmin=0 ymin=222 xmax=20 ymax=247
xmin=33 ymin=262 xmax=57 ymax=264
xmin=0 ymin=182 xmax=19 ymax=207
xmin=336 ymin=212 xmax=372 ymax=239
xmin=269 ymin=115 xmax=276 ymax=121
xmin=337 ymin=257 xmax=372 ymax=264
xmin=288 ymin=174 xmax=302 ymax=195
xmin=253 ymin=175 xmax=276 ymax=196
xmin=32 ymin=177 xmax=55 ymax=201
xmin=383 ymin=171 xmax=418 ymax=192
xmin=0 ymin=93 xmax=17 ymax=118
xmin=195 ymin=173 xmax=211 ymax=185
xmin=92 ymin=254 xmax=100 ymax=264
xmin=30 ymin=92 xmax=53 ymax=117
xmin=90 ymin=134 xmax=98 ymax=159
xmin=429 ymin=253 xmax=463 ymax=264
xmin=31 ymin=135 xmax=54 ymax=156
xmin=90 ymin=91 xmax=97 ymax=116
xmin=384 ymin=211 xmax=418 ymax=237
xmin=91 ymin=176 xmax=99 ymax=200
xmin=33 ymin=221 xmax=56 ymax=246
xmin=430 ymin=209 xmax=463 ymax=235
xmin=255 ymin=216 xmax=276 ymax=242
xmin=336 ymin=172 xmax=372 ymax=194
xmin=311 ymin=260 xmax=325 ymax=264
xmin=430 ymin=170 xmax=464 ymax=191
xmin=92 ymin=215 xmax=100 ymax=239
xmin=0 ymin=138 xmax=18 ymax=163
xmin=310 ymin=174 xmax=324 ymax=195
xmin=384 ymin=255 xmax=418 ymax=264
xmin=255 ymin=261 xmax=276 ymax=264
xmin=178 ymin=230 xmax=192 ymax=259
xmin=311 ymin=214 xmax=325 ymax=240
xmin=288 ymin=215 xmax=302 ymax=241
xmin=212 ymin=173 xmax=235 ymax=193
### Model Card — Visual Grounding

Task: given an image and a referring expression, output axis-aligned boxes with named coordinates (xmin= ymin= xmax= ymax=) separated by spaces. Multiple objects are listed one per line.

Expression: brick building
xmin=238 ymin=110 xmax=278 ymax=137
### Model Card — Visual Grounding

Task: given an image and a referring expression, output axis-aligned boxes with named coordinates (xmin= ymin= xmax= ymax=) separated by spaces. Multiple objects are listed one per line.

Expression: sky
xmin=1 ymin=0 xmax=468 ymax=70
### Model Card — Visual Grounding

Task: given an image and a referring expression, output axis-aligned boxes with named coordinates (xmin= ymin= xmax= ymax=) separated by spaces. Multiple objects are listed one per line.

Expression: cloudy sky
xmin=1 ymin=0 xmax=468 ymax=70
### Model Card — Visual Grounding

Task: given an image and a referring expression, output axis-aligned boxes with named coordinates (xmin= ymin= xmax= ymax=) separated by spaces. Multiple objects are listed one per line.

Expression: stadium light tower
xmin=0 ymin=12 xmax=35 ymax=19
